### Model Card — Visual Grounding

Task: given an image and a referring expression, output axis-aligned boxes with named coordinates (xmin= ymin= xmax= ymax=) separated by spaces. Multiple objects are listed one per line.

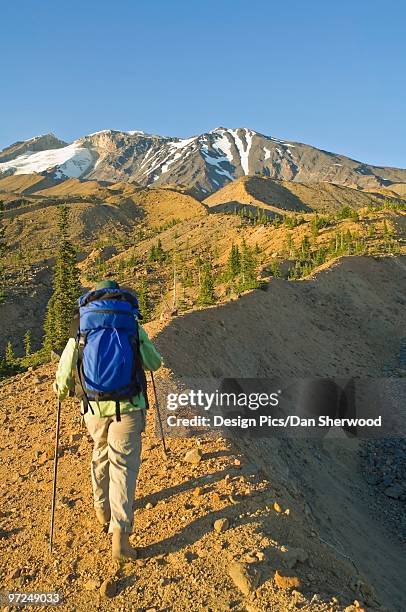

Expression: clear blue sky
xmin=1 ymin=0 xmax=405 ymax=167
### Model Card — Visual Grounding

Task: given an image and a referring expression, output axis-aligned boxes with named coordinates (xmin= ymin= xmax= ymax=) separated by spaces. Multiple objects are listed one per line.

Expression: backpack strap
xmin=130 ymin=328 xmax=149 ymax=409
xmin=76 ymin=332 xmax=94 ymax=416
xmin=115 ymin=401 xmax=121 ymax=422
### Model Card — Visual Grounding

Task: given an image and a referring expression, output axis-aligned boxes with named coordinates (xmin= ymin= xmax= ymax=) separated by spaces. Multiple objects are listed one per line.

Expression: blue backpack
xmin=75 ymin=288 xmax=147 ymax=421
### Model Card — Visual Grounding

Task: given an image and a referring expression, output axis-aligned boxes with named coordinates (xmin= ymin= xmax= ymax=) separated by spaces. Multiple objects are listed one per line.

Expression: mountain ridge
xmin=1 ymin=127 xmax=406 ymax=197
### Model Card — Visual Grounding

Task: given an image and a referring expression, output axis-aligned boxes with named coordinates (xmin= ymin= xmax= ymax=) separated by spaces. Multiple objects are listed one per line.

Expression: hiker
xmin=53 ymin=279 xmax=162 ymax=560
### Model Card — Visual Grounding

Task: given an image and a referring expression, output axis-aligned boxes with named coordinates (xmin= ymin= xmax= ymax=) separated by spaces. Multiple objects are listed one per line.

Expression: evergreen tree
xmin=226 ymin=244 xmax=241 ymax=280
xmin=310 ymin=214 xmax=328 ymax=238
xmin=5 ymin=341 xmax=15 ymax=366
xmin=383 ymin=219 xmax=394 ymax=238
xmin=43 ymin=205 xmax=81 ymax=354
xmin=300 ymin=235 xmax=311 ymax=258
xmin=195 ymin=254 xmax=203 ymax=288
xmin=181 ymin=266 xmax=193 ymax=288
xmin=240 ymin=239 xmax=259 ymax=290
xmin=148 ymin=239 xmax=166 ymax=263
xmin=270 ymin=260 xmax=281 ymax=278
xmin=24 ymin=330 xmax=32 ymax=357
xmin=256 ymin=208 xmax=269 ymax=225
xmin=148 ymin=244 xmax=157 ymax=262
xmin=285 ymin=233 xmax=294 ymax=257
xmin=313 ymin=247 xmax=327 ymax=266
xmin=197 ymin=262 xmax=215 ymax=306
xmin=338 ymin=205 xmax=359 ymax=220
xmin=136 ymin=277 xmax=152 ymax=322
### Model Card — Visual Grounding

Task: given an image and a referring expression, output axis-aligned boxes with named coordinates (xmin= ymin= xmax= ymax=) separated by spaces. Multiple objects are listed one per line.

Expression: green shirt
xmin=55 ymin=324 xmax=162 ymax=417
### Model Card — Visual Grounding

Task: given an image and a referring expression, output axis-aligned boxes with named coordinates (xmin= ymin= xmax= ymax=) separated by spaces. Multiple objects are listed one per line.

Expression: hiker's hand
xmin=52 ymin=382 xmax=59 ymax=395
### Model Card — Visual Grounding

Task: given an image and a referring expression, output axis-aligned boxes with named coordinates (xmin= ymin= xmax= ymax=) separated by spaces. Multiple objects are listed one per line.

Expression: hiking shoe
xmin=112 ymin=529 xmax=138 ymax=561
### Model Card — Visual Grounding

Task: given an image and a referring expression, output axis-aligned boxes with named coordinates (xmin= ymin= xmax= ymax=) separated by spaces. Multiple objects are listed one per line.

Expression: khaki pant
xmin=84 ymin=409 xmax=145 ymax=533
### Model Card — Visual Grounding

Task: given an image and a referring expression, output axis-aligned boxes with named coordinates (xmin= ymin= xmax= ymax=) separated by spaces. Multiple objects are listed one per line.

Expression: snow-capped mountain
xmin=1 ymin=128 xmax=405 ymax=196
xmin=0 ymin=134 xmax=67 ymax=165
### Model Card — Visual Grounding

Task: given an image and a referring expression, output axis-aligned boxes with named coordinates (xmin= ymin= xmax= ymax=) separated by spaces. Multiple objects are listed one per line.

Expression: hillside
xmin=155 ymin=255 xmax=406 ymax=378
xmin=2 ymin=127 xmax=406 ymax=197
xmin=203 ymin=176 xmax=404 ymax=215
xmin=0 ymin=179 xmax=207 ymax=268
xmin=131 ymin=187 xmax=207 ymax=228
xmin=0 ymin=171 xmax=405 ymax=356
xmin=0 ymin=257 xmax=405 ymax=611
xmin=0 ymin=167 xmax=405 ymax=611
xmin=386 ymin=183 xmax=406 ymax=198
xmin=34 ymin=177 xmax=116 ymax=199
xmin=0 ymin=173 xmax=58 ymax=195
xmin=96 ymin=200 xmax=405 ymax=323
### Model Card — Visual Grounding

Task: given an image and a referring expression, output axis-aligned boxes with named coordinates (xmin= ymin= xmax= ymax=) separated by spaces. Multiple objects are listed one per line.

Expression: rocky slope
xmin=153 ymin=255 xmax=406 ymax=611
xmin=1 ymin=256 xmax=405 ymax=611
xmin=0 ymin=363 xmax=363 ymax=612
xmin=2 ymin=128 xmax=406 ymax=197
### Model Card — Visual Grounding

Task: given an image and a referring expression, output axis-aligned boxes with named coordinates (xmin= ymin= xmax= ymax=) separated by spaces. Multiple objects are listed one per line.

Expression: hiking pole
xmin=49 ymin=399 xmax=62 ymax=553
xmin=150 ymin=371 xmax=168 ymax=458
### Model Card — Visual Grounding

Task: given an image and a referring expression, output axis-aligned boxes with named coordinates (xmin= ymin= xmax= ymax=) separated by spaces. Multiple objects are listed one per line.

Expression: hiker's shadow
xmin=132 ymin=488 xmax=307 ymax=594
xmin=0 ymin=527 xmax=22 ymax=539
xmin=202 ymin=450 xmax=234 ymax=460
xmin=137 ymin=494 xmax=250 ymax=558
xmin=134 ymin=466 xmax=234 ymax=509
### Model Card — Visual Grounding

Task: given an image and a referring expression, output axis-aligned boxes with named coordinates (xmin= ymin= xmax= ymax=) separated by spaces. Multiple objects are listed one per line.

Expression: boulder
xmin=184 ymin=448 xmax=203 ymax=464
xmin=274 ymin=570 xmax=301 ymax=590
xmin=228 ymin=561 xmax=259 ymax=595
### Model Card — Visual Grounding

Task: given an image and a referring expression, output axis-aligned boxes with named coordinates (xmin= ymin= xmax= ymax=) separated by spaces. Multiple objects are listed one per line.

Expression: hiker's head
xmin=95 ymin=279 xmax=120 ymax=291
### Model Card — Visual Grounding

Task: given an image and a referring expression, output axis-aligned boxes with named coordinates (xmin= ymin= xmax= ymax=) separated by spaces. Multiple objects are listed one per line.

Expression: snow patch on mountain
xmin=88 ymin=130 xmax=112 ymax=136
xmin=172 ymin=137 xmax=198 ymax=150
xmin=160 ymin=137 xmax=197 ymax=172
xmin=229 ymin=128 xmax=253 ymax=175
xmin=145 ymin=152 xmax=167 ymax=180
xmin=212 ymin=130 xmax=235 ymax=166
xmin=201 ymin=144 xmax=234 ymax=181
xmin=0 ymin=142 xmax=93 ymax=178
xmin=138 ymin=147 xmax=156 ymax=171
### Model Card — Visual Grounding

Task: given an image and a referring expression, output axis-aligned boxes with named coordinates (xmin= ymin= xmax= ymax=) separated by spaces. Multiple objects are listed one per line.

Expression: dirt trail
xmin=1 ymin=365 xmax=355 ymax=612
xmin=0 ymin=255 xmax=405 ymax=611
